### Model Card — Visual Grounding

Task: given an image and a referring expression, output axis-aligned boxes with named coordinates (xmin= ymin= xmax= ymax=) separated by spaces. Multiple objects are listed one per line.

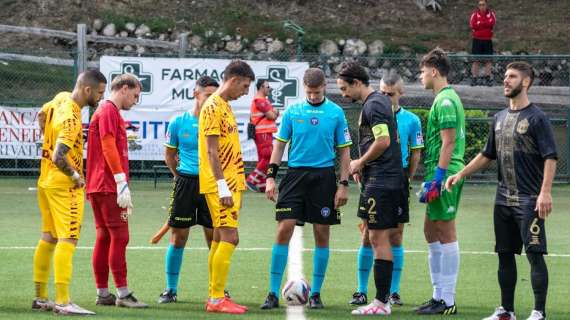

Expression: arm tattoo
xmin=53 ymin=143 xmax=75 ymax=176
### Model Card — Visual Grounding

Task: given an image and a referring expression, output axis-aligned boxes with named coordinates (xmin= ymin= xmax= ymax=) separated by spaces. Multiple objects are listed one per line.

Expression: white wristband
xmin=71 ymin=171 xmax=80 ymax=181
xmin=114 ymin=173 xmax=127 ymax=183
xmin=216 ymin=179 xmax=232 ymax=198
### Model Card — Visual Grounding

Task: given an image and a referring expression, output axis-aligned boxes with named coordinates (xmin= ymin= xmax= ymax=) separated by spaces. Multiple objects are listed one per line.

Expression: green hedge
xmin=408 ymin=108 xmax=489 ymax=163
xmin=344 ymin=107 xmax=490 ymax=164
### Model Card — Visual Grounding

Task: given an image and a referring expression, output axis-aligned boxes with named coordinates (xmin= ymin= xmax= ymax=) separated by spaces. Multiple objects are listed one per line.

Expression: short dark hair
xmin=303 ymin=68 xmax=326 ymax=87
xmin=256 ymin=79 xmax=268 ymax=90
xmin=111 ymin=73 xmax=141 ymax=91
xmin=223 ymin=60 xmax=255 ymax=81
xmin=338 ymin=62 xmax=370 ymax=86
xmin=78 ymin=68 xmax=107 ymax=87
xmin=420 ymin=48 xmax=451 ymax=77
xmin=196 ymin=75 xmax=219 ymax=88
xmin=506 ymin=61 xmax=535 ymax=89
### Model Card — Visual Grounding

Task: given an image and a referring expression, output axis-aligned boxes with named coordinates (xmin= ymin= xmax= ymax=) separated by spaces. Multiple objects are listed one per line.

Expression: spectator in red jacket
xmin=470 ymin=0 xmax=496 ymax=86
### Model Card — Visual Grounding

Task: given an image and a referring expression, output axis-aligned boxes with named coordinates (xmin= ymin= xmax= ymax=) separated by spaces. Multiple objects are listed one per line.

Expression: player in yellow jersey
xmin=199 ymin=60 xmax=255 ymax=314
xmin=32 ymin=69 xmax=107 ymax=315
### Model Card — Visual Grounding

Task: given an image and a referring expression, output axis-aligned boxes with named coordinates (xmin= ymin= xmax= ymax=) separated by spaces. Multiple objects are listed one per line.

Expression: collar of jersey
xmin=306 ymin=98 xmax=327 ymax=107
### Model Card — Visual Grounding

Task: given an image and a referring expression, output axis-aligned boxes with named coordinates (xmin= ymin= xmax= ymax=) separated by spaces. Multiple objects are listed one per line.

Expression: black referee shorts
xmin=494 ymin=203 xmax=547 ymax=254
xmin=275 ymin=167 xmax=340 ymax=225
xmin=168 ymin=174 xmax=212 ymax=229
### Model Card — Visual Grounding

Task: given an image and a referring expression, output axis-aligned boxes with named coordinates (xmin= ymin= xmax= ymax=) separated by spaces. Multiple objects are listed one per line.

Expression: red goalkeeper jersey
xmin=86 ymin=100 xmax=129 ymax=194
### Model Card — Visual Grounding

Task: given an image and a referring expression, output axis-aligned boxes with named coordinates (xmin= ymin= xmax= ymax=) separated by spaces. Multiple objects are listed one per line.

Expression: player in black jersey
xmin=447 ymin=62 xmax=556 ymax=320
xmin=337 ymin=62 xmax=404 ymax=316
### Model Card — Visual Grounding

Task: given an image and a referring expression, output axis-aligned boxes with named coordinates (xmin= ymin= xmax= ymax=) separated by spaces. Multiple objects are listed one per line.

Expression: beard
xmin=505 ymin=81 xmax=523 ymax=98
xmin=87 ymin=96 xmax=99 ymax=108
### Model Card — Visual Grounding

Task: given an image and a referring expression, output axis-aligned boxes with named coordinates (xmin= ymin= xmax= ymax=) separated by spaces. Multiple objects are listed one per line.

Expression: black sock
xmin=527 ymin=252 xmax=548 ymax=315
xmin=373 ymin=259 xmax=393 ymax=303
xmin=498 ymin=253 xmax=517 ymax=312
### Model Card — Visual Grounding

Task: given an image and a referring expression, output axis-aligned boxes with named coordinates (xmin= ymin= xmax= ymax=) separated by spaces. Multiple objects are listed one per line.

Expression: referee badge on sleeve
xmin=344 ymin=128 xmax=352 ymax=142
xmin=416 ymin=132 xmax=424 ymax=145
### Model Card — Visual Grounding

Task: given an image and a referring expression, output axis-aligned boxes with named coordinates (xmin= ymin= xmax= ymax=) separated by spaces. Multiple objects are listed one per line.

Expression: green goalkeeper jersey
xmin=424 ymin=86 xmax=465 ymax=179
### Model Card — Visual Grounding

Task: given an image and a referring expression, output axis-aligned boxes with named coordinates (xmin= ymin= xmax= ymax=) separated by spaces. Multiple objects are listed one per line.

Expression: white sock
xmin=440 ymin=241 xmax=460 ymax=306
xmin=428 ymin=241 xmax=443 ymax=300
xmin=97 ymin=288 xmax=109 ymax=297
xmin=117 ymin=287 xmax=130 ymax=298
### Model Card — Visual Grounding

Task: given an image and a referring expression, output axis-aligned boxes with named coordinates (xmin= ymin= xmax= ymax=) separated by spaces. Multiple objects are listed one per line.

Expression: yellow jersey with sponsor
xmin=38 ymin=91 xmax=71 ymax=186
xmin=198 ymin=94 xmax=245 ymax=194
xmin=41 ymin=95 xmax=83 ymax=189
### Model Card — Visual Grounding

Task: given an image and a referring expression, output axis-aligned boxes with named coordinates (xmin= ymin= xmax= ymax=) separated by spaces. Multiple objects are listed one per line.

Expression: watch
xmin=338 ymin=180 xmax=349 ymax=187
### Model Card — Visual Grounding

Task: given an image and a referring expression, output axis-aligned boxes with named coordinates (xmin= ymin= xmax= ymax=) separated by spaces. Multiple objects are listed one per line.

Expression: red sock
xmin=93 ymin=227 xmax=111 ymax=289
xmin=109 ymin=225 xmax=130 ymax=288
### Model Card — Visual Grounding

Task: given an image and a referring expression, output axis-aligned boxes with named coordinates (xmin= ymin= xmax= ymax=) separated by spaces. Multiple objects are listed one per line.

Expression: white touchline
xmin=2 ymin=246 xmax=570 ymax=258
xmin=286 ymin=225 xmax=306 ymax=320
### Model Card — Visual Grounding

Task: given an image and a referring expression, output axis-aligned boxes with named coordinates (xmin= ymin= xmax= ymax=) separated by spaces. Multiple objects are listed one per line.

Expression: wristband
xmin=114 ymin=173 xmax=127 ymax=183
xmin=216 ymin=179 xmax=232 ymax=198
xmin=267 ymin=163 xmax=279 ymax=179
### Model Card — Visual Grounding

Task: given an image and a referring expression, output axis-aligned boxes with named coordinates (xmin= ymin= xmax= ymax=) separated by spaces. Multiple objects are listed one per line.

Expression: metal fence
xmin=1 ymin=47 xmax=569 ymax=182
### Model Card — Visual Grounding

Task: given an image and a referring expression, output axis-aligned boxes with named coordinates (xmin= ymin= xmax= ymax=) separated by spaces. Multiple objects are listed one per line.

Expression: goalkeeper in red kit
xmin=86 ymin=73 xmax=148 ymax=308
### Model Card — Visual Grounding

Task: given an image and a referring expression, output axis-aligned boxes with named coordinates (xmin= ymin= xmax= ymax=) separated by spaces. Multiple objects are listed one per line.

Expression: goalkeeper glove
xmin=418 ymin=167 xmax=447 ymax=203
xmin=114 ymin=173 xmax=132 ymax=208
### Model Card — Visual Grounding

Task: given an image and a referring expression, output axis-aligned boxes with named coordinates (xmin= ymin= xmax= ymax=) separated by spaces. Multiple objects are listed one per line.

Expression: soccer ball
xmin=281 ymin=278 xmax=310 ymax=305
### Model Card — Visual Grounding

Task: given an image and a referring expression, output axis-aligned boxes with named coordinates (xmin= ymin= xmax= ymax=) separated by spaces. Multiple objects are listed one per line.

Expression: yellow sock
xmin=211 ymin=241 xmax=235 ymax=299
xmin=208 ymin=241 xmax=219 ymax=298
xmin=33 ymin=239 xmax=56 ymax=299
xmin=54 ymin=241 xmax=76 ymax=304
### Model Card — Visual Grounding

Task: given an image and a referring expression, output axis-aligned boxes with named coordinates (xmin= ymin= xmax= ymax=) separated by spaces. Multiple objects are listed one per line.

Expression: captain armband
xmin=372 ymin=123 xmax=389 ymax=139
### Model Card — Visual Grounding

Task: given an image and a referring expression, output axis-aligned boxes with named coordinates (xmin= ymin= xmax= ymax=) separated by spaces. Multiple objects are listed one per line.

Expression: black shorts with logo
xmin=357 ymin=185 xmax=403 ymax=230
xmin=275 ymin=167 xmax=340 ymax=225
xmin=494 ymin=203 xmax=547 ymax=254
xmin=168 ymin=174 xmax=212 ymax=229
xmin=399 ymin=168 xmax=410 ymax=223
xmin=357 ymin=168 xmax=408 ymax=225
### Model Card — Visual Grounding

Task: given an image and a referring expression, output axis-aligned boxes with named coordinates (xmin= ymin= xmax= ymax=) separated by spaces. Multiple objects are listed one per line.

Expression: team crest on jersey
xmin=310 ymin=117 xmax=319 ymax=125
xmin=516 ymin=118 xmax=529 ymax=134
xmin=321 ymin=207 xmax=331 ymax=218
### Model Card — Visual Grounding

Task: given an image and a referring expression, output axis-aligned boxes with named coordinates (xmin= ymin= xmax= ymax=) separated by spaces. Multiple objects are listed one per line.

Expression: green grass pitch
xmin=1 ymin=179 xmax=569 ymax=319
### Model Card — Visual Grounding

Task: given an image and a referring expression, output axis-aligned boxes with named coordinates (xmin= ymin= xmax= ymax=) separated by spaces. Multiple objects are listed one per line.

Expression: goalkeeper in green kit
xmin=415 ymin=48 xmax=465 ymax=316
